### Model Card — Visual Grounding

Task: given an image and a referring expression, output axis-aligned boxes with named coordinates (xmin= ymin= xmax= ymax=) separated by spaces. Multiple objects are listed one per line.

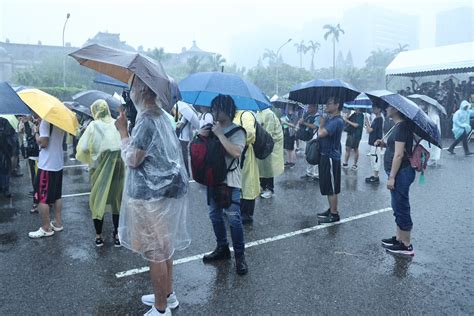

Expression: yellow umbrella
xmin=18 ymin=89 xmax=79 ymax=135
xmin=0 ymin=115 xmax=19 ymax=131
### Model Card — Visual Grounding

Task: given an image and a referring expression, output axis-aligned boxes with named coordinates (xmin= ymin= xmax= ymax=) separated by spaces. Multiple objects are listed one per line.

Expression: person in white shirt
xmin=28 ymin=119 xmax=65 ymax=239
xmin=175 ymin=101 xmax=200 ymax=176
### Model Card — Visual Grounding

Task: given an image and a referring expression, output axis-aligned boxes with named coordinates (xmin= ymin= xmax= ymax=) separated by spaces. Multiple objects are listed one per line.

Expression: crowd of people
xmin=3 ymin=76 xmax=474 ymax=315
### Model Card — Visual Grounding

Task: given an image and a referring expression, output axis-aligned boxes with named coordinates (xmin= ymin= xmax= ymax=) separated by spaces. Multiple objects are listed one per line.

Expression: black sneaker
xmin=113 ymin=234 xmax=121 ymax=248
xmin=318 ymin=212 xmax=340 ymax=224
xmin=203 ymin=245 xmax=231 ymax=262
xmin=385 ymin=243 xmax=415 ymax=256
xmin=447 ymin=149 xmax=455 ymax=155
xmin=317 ymin=209 xmax=331 ymax=218
xmin=235 ymin=253 xmax=248 ymax=275
xmin=381 ymin=236 xmax=399 ymax=248
xmin=95 ymin=237 xmax=104 ymax=247
xmin=365 ymin=176 xmax=380 ymax=184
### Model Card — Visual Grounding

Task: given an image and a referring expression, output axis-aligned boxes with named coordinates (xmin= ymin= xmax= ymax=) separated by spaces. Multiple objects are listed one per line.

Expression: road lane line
xmin=62 ymin=192 xmax=91 ymax=198
xmin=115 ymin=207 xmax=392 ymax=278
xmin=63 ymin=164 xmax=88 ymax=169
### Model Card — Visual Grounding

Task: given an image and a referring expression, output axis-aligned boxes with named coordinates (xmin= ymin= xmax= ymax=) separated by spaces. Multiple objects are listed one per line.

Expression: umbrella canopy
xmin=69 ymin=44 xmax=172 ymax=108
xmin=366 ymin=90 xmax=441 ymax=148
xmin=0 ymin=82 xmax=31 ymax=115
xmin=18 ymin=89 xmax=79 ymax=135
xmin=289 ymin=79 xmax=360 ymax=105
xmin=64 ymin=101 xmax=93 ymax=119
xmin=179 ymin=72 xmax=271 ymax=111
xmin=72 ymin=90 xmax=121 ymax=118
xmin=343 ymin=93 xmax=373 ymax=109
xmin=93 ymin=73 xmax=128 ymax=88
xmin=407 ymin=94 xmax=447 ymax=115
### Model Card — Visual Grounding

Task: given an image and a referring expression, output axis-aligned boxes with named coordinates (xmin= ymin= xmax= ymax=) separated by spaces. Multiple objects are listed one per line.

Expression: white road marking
xmin=62 ymin=192 xmax=91 ymax=198
xmin=115 ymin=207 xmax=392 ymax=278
xmin=442 ymin=145 xmax=462 ymax=150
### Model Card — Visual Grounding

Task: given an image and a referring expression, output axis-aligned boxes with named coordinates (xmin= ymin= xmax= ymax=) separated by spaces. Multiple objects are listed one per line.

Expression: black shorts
xmin=283 ymin=131 xmax=296 ymax=151
xmin=35 ymin=169 xmax=63 ymax=204
xmin=345 ymin=134 xmax=361 ymax=149
xmin=318 ymin=155 xmax=341 ymax=196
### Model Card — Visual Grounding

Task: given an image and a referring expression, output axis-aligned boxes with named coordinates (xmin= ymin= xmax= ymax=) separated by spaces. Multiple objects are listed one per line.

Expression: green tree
xmin=294 ymin=40 xmax=308 ymax=68
xmin=307 ymin=40 xmax=321 ymax=72
xmin=208 ymin=53 xmax=227 ymax=71
xmin=186 ymin=56 xmax=204 ymax=74
xmin=147 ymin=47 xmax=171 ymax=62
xmin=393 ymin=43 xmax=409 ymax=54
xmin=262 ymin=49 xmax=278 ymax=65
xmin=323 ymin=23 xmax=345 ymax=78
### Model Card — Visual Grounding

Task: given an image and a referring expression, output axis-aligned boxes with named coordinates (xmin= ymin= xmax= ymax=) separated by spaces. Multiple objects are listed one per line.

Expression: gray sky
xmin=1 ymin=0 xmax=473 ymax=67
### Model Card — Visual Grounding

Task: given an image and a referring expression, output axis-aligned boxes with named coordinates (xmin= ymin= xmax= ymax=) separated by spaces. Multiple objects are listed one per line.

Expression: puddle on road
xmin=0 ymin=231 xmax=17 ymax=252
xmin=0 ymin=208 xmax=18 ymax=223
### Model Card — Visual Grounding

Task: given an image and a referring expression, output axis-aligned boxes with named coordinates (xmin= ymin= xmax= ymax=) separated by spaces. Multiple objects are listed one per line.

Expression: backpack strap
xmin=224 ymin=126 xmax=246 ymax=172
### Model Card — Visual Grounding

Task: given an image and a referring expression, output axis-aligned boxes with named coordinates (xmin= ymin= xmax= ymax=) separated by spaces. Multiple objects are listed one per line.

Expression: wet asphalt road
xmin=1 ymin=137 xmax=473 ymax=315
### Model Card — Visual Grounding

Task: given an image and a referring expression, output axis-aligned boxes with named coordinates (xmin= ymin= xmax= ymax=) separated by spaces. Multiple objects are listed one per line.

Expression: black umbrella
xmin=289 ymin=79 xmax=360 ymax=105
xmin=63 ymin=101 xmax=93 ymax=119
xmin=0 ymin=82 xmax=31 ymax=115
xmin=366 ymin=90 xmax=442 ymax=148
xmin=72 ymin=90 xmax=121 ymax=118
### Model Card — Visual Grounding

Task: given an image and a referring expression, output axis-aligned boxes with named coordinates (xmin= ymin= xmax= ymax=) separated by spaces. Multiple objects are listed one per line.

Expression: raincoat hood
xmin=460 ymin=100 xmax=471 ymax=111
xmin=91 ymin=99 xmax=113 ymax=122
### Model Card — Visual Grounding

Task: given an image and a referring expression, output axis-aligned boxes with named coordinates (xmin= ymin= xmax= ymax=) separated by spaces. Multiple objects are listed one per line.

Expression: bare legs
xmin=149 ymin=258 xmax=174 ymax=312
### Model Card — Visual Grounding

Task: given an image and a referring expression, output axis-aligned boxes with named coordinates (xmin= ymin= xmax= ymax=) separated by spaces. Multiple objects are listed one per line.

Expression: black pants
xmin=93 ymin=214 xmax=119 ymax=236
xmin=260 ymin=177 xmax=274 ymax=193
xmin=180 ymin=140 xmax=190 ymax=177
xmin=28 ymin=159 xmax=38 ymax=204
xmin=448 ymin=131 xmax=471 ymax=154
xmin=241 ymin=198 xmax=256 ymax=220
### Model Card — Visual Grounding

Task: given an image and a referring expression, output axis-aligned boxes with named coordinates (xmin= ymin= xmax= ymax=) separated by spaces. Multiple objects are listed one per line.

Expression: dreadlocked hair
xmin=211 ymin=94 xmax=237 ymax=120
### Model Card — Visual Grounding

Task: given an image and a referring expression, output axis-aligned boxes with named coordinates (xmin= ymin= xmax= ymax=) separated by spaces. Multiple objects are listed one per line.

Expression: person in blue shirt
xmin=316 ymin=97 xmax=345 ymax=223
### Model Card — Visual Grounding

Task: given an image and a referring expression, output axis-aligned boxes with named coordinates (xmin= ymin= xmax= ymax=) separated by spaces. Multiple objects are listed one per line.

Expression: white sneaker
xmin=144 ymin=306 xmax=171 ymax=316
xmin=142 ymin=292 xmax=179 ymax=309
xmin=50 ymin=221 xmax=64 ymax=232
xmin=28 ymin=227 xmax=54 ymax=239
xmin=260 ymin=190 xmax=273 ymax=199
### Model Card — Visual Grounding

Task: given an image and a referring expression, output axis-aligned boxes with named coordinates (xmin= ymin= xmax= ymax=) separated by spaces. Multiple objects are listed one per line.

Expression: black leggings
xmin=449 ymin=131 xmax=471 ymax=154
xmin=241 ymin=199 xmax=256 ymax=218
xmin=93 ymin=214 xmax=119 ymax=236
xmin=260 ymin=177 xmax=274 ymax=192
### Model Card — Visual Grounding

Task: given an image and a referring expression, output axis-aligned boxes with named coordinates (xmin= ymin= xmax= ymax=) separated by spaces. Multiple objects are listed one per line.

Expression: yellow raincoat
xmin=76 ymin=100 xmax=125 ymax=220
xmin=257 ymin=108 xmax=284 ymax=178
xmin=234 ymin=110 xmax=260 ymax=200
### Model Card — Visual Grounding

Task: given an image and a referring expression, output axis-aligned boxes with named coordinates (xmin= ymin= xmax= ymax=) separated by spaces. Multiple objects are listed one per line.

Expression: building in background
xmin=340 ymin=5 xmax=420 ymax=67
xmin=436 ymin=7 xmax=474 ymax=46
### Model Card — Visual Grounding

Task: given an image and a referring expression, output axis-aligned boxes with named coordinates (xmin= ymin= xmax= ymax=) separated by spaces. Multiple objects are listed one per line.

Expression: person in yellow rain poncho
xmin=234 ymin=110 xmax=260 ymax=224
xmin=257 ymin=108 xmax=284 ymax=199
xmin=76 ymin=99 xmax=125 ymax=247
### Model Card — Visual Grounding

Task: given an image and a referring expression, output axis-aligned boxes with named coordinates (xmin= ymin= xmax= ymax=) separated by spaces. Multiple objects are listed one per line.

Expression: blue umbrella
xmin=289 ymin=79 xmax=360 ymax=105
xmin=93 ymin=73 xmax=128 ymax=88
xmin=0 ymin=82 xmax=31 ymax=115
xmin=366 ymin=90 xmax=441 ymax=148
xmin=179 ymin=72 xmax=271 ymax=111
xmin=343 ymin=93 xmax=372 ymax=109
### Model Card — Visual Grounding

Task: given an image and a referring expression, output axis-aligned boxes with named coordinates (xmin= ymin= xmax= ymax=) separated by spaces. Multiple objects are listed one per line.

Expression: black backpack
xmin=240 ymin=111 xmax=274 ymax=161
xmin=296 ymin=114 xmax=319 ymax=141
xmin=190 ymin=127 xmax=245 ymax=187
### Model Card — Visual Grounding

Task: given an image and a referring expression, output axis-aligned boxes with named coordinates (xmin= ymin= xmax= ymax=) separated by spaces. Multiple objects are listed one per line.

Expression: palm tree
xmin=262 ymin=49 xmax=277 ymax=65
xmin=209 ymin=53 xmax=226 ymax=71
xmin=307 ymin=40 xmax=321 ymax=72
xmin=393 ymin=43 xmax=409 ymax=54
xmin=148 ymin=47 xmax=170 ymax=62
xmin=323 ymin=23 xmax=345 ymax=78
xmin=294 ymin=40 xmax=308 ymax=68
xmin=187 ymin=56 xmax=203 ymax=74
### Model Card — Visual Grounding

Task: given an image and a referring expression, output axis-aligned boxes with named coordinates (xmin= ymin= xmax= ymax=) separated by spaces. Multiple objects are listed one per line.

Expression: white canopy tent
xmin=385 ymin=42 xmax=474 ymax=78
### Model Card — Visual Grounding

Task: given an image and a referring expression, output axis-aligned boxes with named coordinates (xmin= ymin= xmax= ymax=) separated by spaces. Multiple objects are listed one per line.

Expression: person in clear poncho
xmin=75 ymin=99 xmax=125 ymax=247
xmin=114 ymin=76 xmax=190 ymax=316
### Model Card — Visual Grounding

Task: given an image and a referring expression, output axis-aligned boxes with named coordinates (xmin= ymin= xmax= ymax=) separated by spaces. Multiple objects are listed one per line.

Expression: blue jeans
xmin=0 ymin=174 xmax=10 ymax=192
xmin=207 ymin=186 xmax=245 ymax=255
xmin=386 ymin=166 xmax=416 ymax=231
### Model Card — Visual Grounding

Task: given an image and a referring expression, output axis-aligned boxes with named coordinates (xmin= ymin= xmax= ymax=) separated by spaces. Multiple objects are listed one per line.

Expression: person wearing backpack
xmin=298 ymin=104 xmax=320 ymax=180
xmin=198 ymin=95 xmax=248 ymax=275
xmin=257 ymin=108 xmax=284 ymax=199
xmin=234 ymin=110 xmax=261 ymax=224
xmin=374 ymin=105 xmax=416 ymax=256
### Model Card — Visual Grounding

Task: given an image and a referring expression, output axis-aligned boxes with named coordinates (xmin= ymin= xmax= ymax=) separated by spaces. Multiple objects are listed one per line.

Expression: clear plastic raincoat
xmin=118 ymin=91 xmax=190 ymax=262
xmin=234 ymin=111 xmax=260 ymax=200
xmin=421 ymin=106 xmax=442 ymax=162
xmin=76 ymin=100 xmax=125 ymax=220
xmin=257 ymin=108 xmax=284 ymax=178
xmin=452 ymin=100 xmax=472 ymax=139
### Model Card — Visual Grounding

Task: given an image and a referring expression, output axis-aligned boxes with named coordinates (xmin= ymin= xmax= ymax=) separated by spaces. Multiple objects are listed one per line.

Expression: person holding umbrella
xmin=75 ymin=99 xmax=125 ymax=247
xmin=115 ymin=77 xmax=190 ymax=316
xmin=365 ymin=105 xmax=384 ymax=183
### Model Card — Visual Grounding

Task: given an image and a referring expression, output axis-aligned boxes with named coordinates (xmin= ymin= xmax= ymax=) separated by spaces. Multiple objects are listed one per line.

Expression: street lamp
xmin=275 ymin=38 xmax=292 ymax=96
xmin=62 ymin=13 xmax=71 ymax=88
